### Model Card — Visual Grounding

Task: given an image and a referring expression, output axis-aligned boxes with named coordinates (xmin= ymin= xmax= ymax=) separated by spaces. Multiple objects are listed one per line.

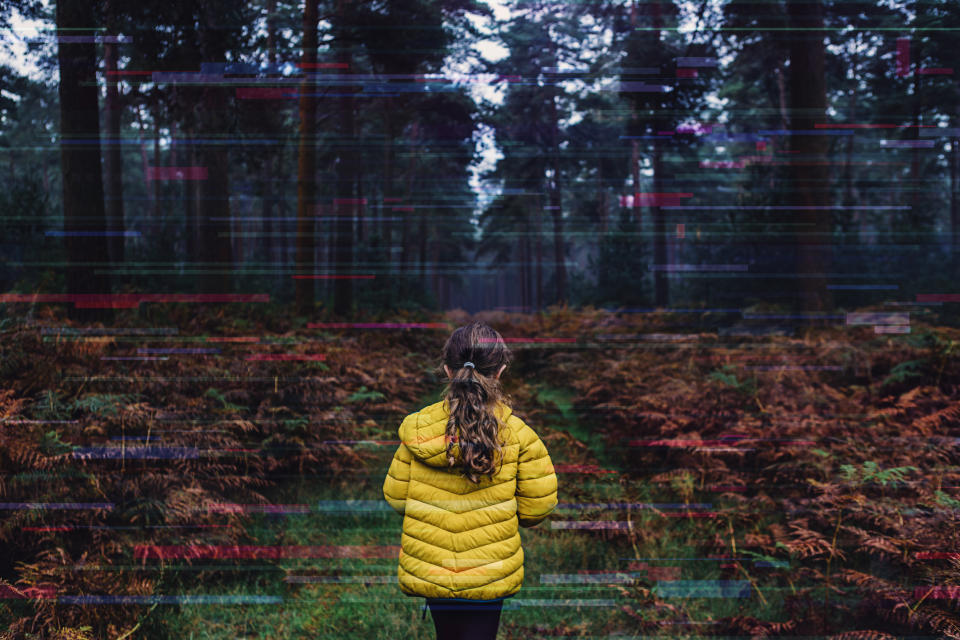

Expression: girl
xmin=383 ymin=321 xmax=559 ymax=640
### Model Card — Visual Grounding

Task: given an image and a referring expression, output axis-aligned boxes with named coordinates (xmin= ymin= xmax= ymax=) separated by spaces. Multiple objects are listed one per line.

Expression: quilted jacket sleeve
xmin=515 ymin=421 xmax=558 ymax=528
xmin=383 ymin=417 xmax=415 ymax=515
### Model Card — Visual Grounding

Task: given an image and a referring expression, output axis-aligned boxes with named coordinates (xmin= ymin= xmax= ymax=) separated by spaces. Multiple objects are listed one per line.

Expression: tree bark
xmin=631 ymin=139 xmax=641 ymax=232
xmin=183 ymin=128 xmax=198 ymax=270
xmin=548 ymin=73 xmax=566 ymax=306
xmin=786 ymin=0 xmax=831 ymax=315
xmin=295 ymin=0 xmax=319 ymax=314
xmin=56 ymin=0 xmax=111 ymax=318
xmin=535 ymin=198 xmax=543 ymax=312
xmin=952 ymin=122 xmax=959 ymax=275
xmin=262 ymin=0 xmax=278 ymax=282
xmin=102 ymin=11 xmax=124 ymax=267
xmin=650 ymin=0 xmax=668 ymax=308
xmin=333 ymin=37 xmax=355 ymax=317
xmin=197 ymin=85 xmax=233 ymax=293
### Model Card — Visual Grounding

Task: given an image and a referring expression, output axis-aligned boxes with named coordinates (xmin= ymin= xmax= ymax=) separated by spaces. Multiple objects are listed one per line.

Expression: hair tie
xmin=463 ymin=361 xmax=475 ymax=369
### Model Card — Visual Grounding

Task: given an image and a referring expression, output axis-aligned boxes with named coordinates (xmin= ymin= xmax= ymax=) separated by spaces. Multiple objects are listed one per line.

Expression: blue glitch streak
xmin=601 ymin=307 xmax=741 ymax=313
xmin=170 ymin=139 xmax=280 ymax=145
xmin=757 ymin=129 xmax=854 ymax=136
xmin=741 ymin=314 xmax=846 ymax=319
xmin=46 ymin=231 xmax=140 ymax=237
xmin=656 ymin=580 xmax=751 ymax=598
xmin=0 ymin=502 xmax=113 ymax=509
xmin=137 ymin=348 xmax=221 ymax=354
xmin=754 ymin=560 xmax=790 ymax=568
xmin=72 ymin=447 xmax=199 ymax=459
xmin=827 ymin=284 xmax=899 ymax=290
xmin=58 ymin=595 xmax=282 ymax=605
xmin=703 ymin=133 xmax=768 ymax=142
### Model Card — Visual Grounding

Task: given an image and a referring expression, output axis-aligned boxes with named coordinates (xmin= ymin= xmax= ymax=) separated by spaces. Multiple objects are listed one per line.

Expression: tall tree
xmin=102 ymin=0 xmax=125 ymax=266
xmin=295 ymin=0 xmax=319 ymax=314
xmin=786 ymin=0 xmax=832 ymax=314
xmin=56 ymin=0 xmax=111 ymax=316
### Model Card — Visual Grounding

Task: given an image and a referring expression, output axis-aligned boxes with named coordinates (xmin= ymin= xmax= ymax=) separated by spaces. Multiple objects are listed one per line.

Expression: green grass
xmin=153 ymin=382 xmax=802 ymax=638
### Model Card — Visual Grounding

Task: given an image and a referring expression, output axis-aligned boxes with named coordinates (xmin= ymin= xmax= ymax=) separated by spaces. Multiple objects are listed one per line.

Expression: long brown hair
xmin=438 ymin=321 xmax=513 ymax=483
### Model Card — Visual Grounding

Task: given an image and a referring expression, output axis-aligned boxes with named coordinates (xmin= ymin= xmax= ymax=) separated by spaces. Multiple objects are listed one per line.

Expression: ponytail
xmin=438 ymin=321 xmax=513 ymax=483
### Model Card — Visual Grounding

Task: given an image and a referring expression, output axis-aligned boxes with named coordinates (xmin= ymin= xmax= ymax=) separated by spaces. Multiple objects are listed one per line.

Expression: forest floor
xmin=1 ymin=304 xmax=959 ymax=639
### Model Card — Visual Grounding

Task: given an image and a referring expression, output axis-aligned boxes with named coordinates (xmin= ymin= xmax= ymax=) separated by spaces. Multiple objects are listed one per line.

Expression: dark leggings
xmin=426 ymin=598 xmax=503 ymax=640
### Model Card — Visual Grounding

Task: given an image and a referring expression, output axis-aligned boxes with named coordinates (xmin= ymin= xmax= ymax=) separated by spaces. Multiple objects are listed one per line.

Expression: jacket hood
xmin=399 ymin=399 xmax=513 ymax=468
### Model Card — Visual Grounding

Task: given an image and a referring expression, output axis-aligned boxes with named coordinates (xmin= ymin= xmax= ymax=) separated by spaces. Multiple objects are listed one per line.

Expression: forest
xmin=0 ymin=0 xmax=959 ymax=638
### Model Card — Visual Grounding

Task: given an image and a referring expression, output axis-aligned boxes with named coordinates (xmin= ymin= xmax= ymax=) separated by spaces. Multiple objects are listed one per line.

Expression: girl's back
xmin=382 ymin=321 xmax=558 ymax=637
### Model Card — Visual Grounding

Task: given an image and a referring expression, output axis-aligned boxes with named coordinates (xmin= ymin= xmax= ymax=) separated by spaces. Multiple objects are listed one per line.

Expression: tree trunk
xmin=843 ymin=40 xmax=858 ymax=238
xmin=333 ymin=40 xmax=355 ymax=317
xmin=786 ymin=0 xmax=831 ymax=315
xmin=399 ymin=122 xmax=419 ymax=274
xmin=650 ymin=0 xmax=668 ymax=308
xmin=295 ymin=0 xmax=319 ymax=314
xmin=548 ymin=86 xmax=566 ymax=306
xmin=102 ymin=19 xmax=124 ymax=267
xmin=418 ymin=207 xmax=427 ymax=288
xmin=631 ymin=139 xmax=641 ymax=232
xmin=535 ymin=199 xmax=543 ymax=312
xmin=262 ymin=0 xmax=278 ymax=280
xmin=183 ymin=129 xmax=198 ymax=271
xmin=651 ymin=144 xmax=668 ymax=306
xmin=56 ymin=0 xmax=111 ymax=318
xmin=952 ymin=122 xmax=959 ymax=274
xmin=197 ymin=84 xmax=233 ymax=293
xmin=153 ymin=96 xmax=161 ymax=225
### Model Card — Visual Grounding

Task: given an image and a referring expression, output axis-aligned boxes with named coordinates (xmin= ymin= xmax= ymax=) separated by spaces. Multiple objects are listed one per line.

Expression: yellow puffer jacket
xmin=382 ymin=399 xmax=558 ymax=601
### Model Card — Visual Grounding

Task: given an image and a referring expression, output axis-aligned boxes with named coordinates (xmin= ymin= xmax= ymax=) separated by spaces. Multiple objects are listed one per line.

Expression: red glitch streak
xmin=676 ymin=223 xmax=685 ymax=239
xmin=919 ymin=67 xmax=953 ymax=75
xmin=917 ymin=294 xmax=960 ymax=302
xmin=146 ymin=166 xmax=208 ymax=180
xmin=497 ymin=337 xmax=576 ymax=343
xmin=0 ymin=294 xmax=269 ymax=309
xmin=236 ymin=88 xmax=293 ymax=99
xmin=756 ymin=141 xmax=766 ymax=151
xmin=295 ymin=62 xmax=349 ymax=69
xmin=291 ymin=275 xmax=375 ymax=280
xmin=0 ymin=585 xmax=57 ymax=599
xmin=206 ymin=336 xmax=260 ymax=343
xmin=815 ymin=123 xmax=897 ymax=129
xmin=914 ymin=586 xmax=960 ymax=599
xmin=392 ymin=206 xmax=415 ymax=211
xmin=916 ymin=552 xmax=960 ymax=560
xmin=708 ymin=485 xmax=747 ymax=492
xmin=676 ymin=68 xmax=697 ymax=78
xmin=307 ymin=322 xmax=448 ymax=329
xmin=23 ymin=526 xmax=72 ymax=532
xmin=244 ymin=354 xmax=326 ymax=361
xmin=134 ymin=544 xmax=401 ymax=560
xmin=896 ymin=37 xmax=911 ymax=77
